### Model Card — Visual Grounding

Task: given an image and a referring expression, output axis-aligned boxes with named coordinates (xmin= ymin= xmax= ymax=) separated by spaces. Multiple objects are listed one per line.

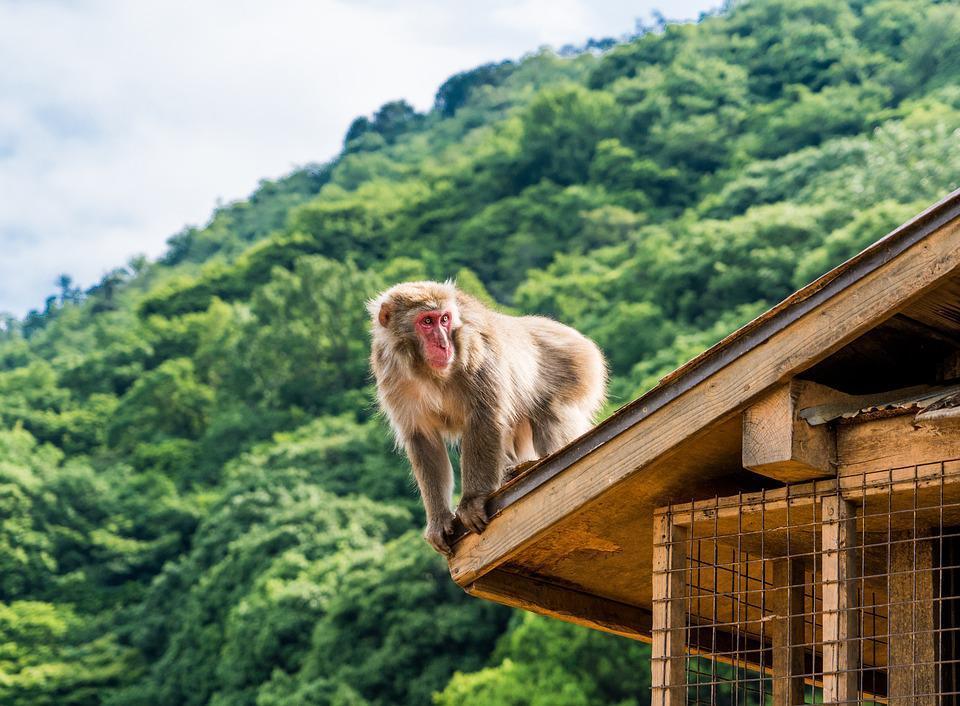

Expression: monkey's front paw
xmin=424 ymin=511 xmax=456 ymax=557
xmin=456 ymin=495 xmax=489 ymax=534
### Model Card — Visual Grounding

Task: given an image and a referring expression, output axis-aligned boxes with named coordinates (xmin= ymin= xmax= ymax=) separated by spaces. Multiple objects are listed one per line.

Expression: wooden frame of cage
xmin=652 ymin=460 xmax=960 ymax=706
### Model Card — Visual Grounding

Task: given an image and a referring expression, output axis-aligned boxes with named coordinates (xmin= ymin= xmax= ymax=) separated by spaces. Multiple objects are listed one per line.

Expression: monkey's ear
xmin=378 ymin=302 xmax=393 ymax=327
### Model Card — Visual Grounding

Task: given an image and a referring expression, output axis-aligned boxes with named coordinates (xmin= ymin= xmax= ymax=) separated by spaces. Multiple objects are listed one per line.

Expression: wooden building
xmin=447 ymin=189 xmax=960 ymax=704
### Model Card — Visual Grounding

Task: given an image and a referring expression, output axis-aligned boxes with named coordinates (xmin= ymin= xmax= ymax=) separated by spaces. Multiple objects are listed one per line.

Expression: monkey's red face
xmin=415 ymin=310 xmax=455 ymax=370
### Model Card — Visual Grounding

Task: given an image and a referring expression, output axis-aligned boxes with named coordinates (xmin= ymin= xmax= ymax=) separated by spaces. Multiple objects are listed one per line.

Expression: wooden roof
xmin=447 ymin=188 xmax=960 ymax=640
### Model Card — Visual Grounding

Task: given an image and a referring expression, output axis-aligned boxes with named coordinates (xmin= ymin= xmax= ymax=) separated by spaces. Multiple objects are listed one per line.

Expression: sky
xmin=0 ymin=0 xmax=719 ymax=317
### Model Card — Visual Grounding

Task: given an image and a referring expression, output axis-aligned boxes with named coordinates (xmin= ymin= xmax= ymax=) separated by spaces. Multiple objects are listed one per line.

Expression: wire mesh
xmin=651 ymin=460 xmax=960 ymax=705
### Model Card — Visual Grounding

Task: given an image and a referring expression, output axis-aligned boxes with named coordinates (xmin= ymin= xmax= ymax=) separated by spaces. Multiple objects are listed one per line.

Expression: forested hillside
xmin=3 ymin=1 xmax=960 ymax=703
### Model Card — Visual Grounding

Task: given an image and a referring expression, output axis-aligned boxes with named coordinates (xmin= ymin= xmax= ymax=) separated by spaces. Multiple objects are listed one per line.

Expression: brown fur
xmin=368 ymin=280 xmax=607 ymax=555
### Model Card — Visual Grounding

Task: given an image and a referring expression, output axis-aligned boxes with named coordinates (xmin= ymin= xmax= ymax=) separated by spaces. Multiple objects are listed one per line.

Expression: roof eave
xmin=448 ymin=187 xmax=960 ymax=588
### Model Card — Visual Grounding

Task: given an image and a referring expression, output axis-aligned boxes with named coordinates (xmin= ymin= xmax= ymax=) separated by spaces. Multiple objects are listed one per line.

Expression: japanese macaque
xmin=368 ymin=281 xmax=607 ymax=556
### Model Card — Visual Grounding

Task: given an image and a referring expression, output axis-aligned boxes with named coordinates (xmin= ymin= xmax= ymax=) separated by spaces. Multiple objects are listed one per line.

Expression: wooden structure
xmin=447 ymin=189 xmax=960 ymax=704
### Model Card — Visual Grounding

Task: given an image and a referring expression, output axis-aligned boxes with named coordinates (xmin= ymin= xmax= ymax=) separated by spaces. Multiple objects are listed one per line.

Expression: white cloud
xmin=0 ymin=0 xmax=718 ymax=316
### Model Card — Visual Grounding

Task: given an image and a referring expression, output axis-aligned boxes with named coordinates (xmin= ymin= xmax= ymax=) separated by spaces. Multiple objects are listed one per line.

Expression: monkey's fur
xmin=368 ymin=281 xmax=607 ymax=556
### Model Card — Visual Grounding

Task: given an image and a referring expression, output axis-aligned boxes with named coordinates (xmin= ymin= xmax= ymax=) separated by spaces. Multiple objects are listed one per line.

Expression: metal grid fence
xmin=652 ymin=461 xmax=960 ymax=705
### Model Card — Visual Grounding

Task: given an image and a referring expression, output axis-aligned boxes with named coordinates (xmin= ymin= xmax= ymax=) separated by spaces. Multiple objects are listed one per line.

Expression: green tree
xmin=233 ymin=257 xmax=381 ymax=415
xmin=107 ymin=358 xmax=213 ymax=456
xmin=268 ymin=533 xmax=509 ymax=706
xmin=515 ymin=84 xmax=623 ymax=187
xmin=0 ymin=601 xmax=141 ymax=706
xmin=436 ymin=613 xmax=652 ymax=706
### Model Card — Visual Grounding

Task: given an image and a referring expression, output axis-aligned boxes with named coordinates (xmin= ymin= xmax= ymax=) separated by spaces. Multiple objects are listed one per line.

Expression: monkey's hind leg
xmin=532 ymin=405 xmax=591 ymax=457
xmin=504 ymin=417 xmax=539 ymax=483
xmin=512 ymin=418 xmax=537 ymax=461
xmin=503 ymin=459 xmax=539 ymax=483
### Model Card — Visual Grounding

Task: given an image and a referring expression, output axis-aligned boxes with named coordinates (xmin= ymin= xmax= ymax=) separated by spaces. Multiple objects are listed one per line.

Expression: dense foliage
xmin=2 ymin=1 xmax=960 ymax=703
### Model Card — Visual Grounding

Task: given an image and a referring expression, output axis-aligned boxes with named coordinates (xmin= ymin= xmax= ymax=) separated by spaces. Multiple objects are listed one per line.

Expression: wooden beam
xmin=448 ymin=211 xmax=960 ymax=587
xmin=742 ymin=380 xmax=838 ymax=482
xmin=772 ymin=558 xmax=806 ymax=706
xmin=821 ymin=496 xmax=859 ymax=705
xmin=465 ymin=569 xmax=652 ymax=642
xmin=837 ymin=414 xmax=960 ymax=476
xmin=887 ymin=312 xmax=960 ymax=348
xmin=651 ymin=512 xmax=688 ymax=706
xmin=888 ymin=534 xmax=937 ymax=705
xmin=903 ymin=272 xmax=960 ymax=340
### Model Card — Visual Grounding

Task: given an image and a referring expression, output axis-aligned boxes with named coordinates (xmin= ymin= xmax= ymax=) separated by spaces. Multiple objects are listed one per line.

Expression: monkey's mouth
xmin=426 ymin=344 xmax=454 ymax=369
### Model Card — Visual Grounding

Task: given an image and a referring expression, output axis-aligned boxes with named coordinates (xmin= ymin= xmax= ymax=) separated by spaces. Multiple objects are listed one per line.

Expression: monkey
xmin=368 ymin=280 xmax=607 ymax=556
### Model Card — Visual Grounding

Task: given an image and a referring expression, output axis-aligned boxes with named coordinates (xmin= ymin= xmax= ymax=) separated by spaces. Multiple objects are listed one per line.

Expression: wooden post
xmin=821 ymin=496 xmax=859 ymax=705
xmin=652 ymin=512 xmax=688 ymax=706
xmin=772 ymin=558 xmax=806 ymax=706
xmin=888 ymin=534 xmax=937 ymax=705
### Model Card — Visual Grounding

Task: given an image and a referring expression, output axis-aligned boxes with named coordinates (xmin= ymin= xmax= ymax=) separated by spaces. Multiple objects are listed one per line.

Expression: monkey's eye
xmin=440 ymin=314 xmax=450 ymax=325
xmin=421 ymin=316 xmax=433 ymax=326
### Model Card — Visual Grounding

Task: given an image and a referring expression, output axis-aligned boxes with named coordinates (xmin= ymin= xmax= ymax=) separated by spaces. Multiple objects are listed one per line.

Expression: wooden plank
xmin=449 ymin=214 xmax=960 ymax=587
xmin=743 ymin=381 xmax=838 ymax=482
xmin=821 ymin=496 xmax=859 ymax=705
xmin=651 ymin=513 xmax=688 ymax=706
xmin=772 ymin=558 xmax=806 ymax=706
xmin=465 ymin=569 xmax=652 ymax=642
xmin=838 ymin=414 xmax=960 ymax=476
xmin=887 ymin=535 xmax=937 ymax=705
xmin=670 ymin=455 xmax=960 ymax=530
xmin=903 ymin=272 xmax=960 ymax=339
xmin=886 ymin=311 xmax=960 ymax=348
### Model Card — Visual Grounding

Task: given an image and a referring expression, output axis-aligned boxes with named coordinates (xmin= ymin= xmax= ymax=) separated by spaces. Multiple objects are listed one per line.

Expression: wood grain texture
xmin=838 ymin=414 xmax=960 ymax=476
xmin=821 ymin=496 xmax=859 ymax=705
xmin=887 ymin=536 xmax=937 ymax=705
xmin=742 ymin=381 xmax=837 ymax=482
xmin=497 ymin=417 xmax=750 ymax=613
xmin=466 ymin=569 xmax=653 ymax=642
xmin=904 ymin=273 xmax=960 ymax=339
xmin=449 ymin=216 xmax=960 ymax=588
xmin=772 ymin=558 xmax=806 ymax=706
xmin=651 ymin=513 xmax=688 ymax=706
